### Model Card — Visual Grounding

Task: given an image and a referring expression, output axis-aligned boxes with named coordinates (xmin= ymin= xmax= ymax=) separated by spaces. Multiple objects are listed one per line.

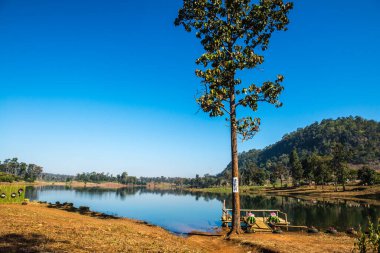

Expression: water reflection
xmin=26 ymin=186 xmax=379 ymax=233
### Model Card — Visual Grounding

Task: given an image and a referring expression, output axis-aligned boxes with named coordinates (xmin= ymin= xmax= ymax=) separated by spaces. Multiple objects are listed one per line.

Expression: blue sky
xmin=0 ymin=0 xmax=379 ymax=177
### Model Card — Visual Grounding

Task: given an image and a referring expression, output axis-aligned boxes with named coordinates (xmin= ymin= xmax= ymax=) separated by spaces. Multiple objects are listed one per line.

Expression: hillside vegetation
xmin=223 ymin=116 xmax=379 ymax=173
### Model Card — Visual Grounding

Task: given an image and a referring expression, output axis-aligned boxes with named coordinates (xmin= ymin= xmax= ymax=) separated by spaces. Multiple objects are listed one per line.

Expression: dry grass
xmin=0 ymin=203 xmax=254 ymax=253
xmin=229 ymin=232 xmax=355 ymax=253
xmin=0 ymin=203 xmax=356 ymax=253
xmin=0 ymin=203 xmax=200 ymax=252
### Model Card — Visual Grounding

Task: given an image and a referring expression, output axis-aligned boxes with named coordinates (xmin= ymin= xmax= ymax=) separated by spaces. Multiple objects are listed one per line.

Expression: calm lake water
xmin=25 ymin=186 xmax=379 ymax=234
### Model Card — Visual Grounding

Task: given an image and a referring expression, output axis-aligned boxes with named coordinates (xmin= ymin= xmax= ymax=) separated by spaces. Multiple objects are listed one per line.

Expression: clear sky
xmin=0 ymin=0 xmax=379 ymax=177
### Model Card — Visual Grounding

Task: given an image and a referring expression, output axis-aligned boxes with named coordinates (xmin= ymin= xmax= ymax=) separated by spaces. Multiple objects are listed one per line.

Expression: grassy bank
xmin=0 ymin=185 xmax=25 ymax=204
xmin=0 ymin=202 xmax=356 ymax=253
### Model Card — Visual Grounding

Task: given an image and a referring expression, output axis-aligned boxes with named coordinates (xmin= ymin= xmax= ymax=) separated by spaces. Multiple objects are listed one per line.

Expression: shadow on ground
xmin=0 ymin=233 xmax=66 ymax=253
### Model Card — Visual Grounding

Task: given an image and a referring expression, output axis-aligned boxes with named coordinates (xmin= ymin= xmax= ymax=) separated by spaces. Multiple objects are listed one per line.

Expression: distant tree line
xmin=75 ymin=171 xmax=138 ymax=185
xmin=40 ymin=173 xmax=74 ymax=182
xmin=74 ymin=172 xmax=219 ymax=187
xmin=0 ymin=158 xmax=43 ymax=182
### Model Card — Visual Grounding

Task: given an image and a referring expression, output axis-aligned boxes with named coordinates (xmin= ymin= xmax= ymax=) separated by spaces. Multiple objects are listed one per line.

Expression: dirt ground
xmin=227 ymin=232 xmax=355 ymax=253
xmin=0 ymin=203 xmax=252 ymax=253
xmin=0 ymin=203 xmax=356 ymax=253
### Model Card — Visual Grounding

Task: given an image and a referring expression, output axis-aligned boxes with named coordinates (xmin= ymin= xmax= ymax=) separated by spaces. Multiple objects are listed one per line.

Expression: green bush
xmin=354 ymin=219 xmax=380 ymax=252
xmin=357 ymin=166 xmax=377 ymax=185
xmin=0 ymin=172 xmax=20 ymax=183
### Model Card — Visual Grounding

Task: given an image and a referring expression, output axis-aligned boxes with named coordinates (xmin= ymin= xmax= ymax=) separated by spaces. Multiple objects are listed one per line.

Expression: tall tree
xmin=289 ymin=149 xmax=303 ymax=186
xmin=357 ymin=166 xmax=376 ymax=185
xmin=302 ymin=156 xmax=313 ymax=185
xmin=175 ymin=0 xmax=293 ymax=235
xmin=251 ymin=168 xmax=267 ymax=186
xmin=277 ymin=154 xmax=290 ymax=187
xmin=310 ymin=154 xmax=331 ymax=189
xmin=331 ymin=143 xmax=350 ymax=191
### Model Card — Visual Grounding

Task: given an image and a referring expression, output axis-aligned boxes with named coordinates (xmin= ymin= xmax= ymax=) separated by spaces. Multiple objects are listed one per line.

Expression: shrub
xmin=0 ymin=172 xmax=19 ymax=183
xmin=354 ymin=219 xmax=380 ymax=252
xmin=357 ymin=166 xmax=376 ymax=185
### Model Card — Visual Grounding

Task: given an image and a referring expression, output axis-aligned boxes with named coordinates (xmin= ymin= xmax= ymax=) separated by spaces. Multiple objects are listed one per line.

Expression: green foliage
xmin=0 ymin=185 xmax=26 ymax=204
xmin=358 ymin=166 xmax=377 ymax=185
xmin=331 ymin=143 xmax=350 ymax=188
xmin=310 ymin=154 xmax=332 ymax=186
xmin=223 ymin=116 xmax=380 ymax=178
xmin=261 ymin=116 xmax=380 ymax=165
xmin=175 ymin=0 xmax=293 ymax=140
xmin=354 ymin=219 xmax=380 ymax=253
xmin=42 ymin=173 xmax=74 ymax=182
xmin=250 ymin=168 xmax=267 ymax=186
xmin=0 ymin=158 xmax=43 ymax=182
xmin=241 ymin=166 xmax=267 ymax=186
xmin=0 ymin=172 xmax=20 ymax=183
xmin=355 ymin=226 xmax=368 ymax=253
xmin=75 ymin=171 xmax=136 ymax=185
xmin=269 ymin=172 xmax=277 ymax=186
xmin=289 ymin=148 xmax=303 ymax=185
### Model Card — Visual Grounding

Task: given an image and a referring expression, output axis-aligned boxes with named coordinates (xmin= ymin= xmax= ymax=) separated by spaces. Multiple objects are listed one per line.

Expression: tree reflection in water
xmin=26 ymin=186 xmax=379 ymax=231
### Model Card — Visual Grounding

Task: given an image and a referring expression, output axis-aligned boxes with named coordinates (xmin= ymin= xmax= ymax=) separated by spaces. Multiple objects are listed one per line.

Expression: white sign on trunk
xmin=233 ymin=177 xmax=239 ymax=193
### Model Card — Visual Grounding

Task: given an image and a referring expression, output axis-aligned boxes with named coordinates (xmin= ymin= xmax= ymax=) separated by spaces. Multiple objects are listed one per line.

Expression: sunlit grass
xmin=0 ymin=185 xmax=25 ymax=204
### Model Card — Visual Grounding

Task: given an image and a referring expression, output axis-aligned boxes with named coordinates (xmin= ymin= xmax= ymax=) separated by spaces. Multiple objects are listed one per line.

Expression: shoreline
xmin=0 ymin=202 xmax=356 ymax=252
xmin=0 ymin=180 xmax=137 ymax=189
xmin=2 ymin=181 xmax=379 ymax=206
xmin=186 ymin=184 xmax=380 ymax=206
xmin=1 ymin=180 xmax=178 ymax=190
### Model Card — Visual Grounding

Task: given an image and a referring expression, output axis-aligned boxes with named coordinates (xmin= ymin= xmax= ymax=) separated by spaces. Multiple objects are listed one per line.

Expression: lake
xmin=25 ymin=186 xmax=379 ymax=234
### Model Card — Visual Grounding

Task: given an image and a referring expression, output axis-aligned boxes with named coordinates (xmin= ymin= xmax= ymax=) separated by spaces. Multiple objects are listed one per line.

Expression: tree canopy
xmin=0 ymin=158 xmax=43 ymax=182
xmin=175 ymin=0 xmax=293 ymax=140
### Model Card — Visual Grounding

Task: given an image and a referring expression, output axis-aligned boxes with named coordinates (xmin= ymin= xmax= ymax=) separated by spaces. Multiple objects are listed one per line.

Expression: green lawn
xmin=0 ymin=185 xmax=26 ymax=204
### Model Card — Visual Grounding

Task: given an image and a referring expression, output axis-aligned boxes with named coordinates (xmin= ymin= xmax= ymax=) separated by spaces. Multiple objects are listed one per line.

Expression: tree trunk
xmin=228 ymin=85 xmax=242 ymax=237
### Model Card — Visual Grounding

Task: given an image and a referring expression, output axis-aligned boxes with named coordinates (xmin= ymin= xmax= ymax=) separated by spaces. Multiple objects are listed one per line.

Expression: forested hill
xmin=222 ymin=116 xmax=380 ymax=174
